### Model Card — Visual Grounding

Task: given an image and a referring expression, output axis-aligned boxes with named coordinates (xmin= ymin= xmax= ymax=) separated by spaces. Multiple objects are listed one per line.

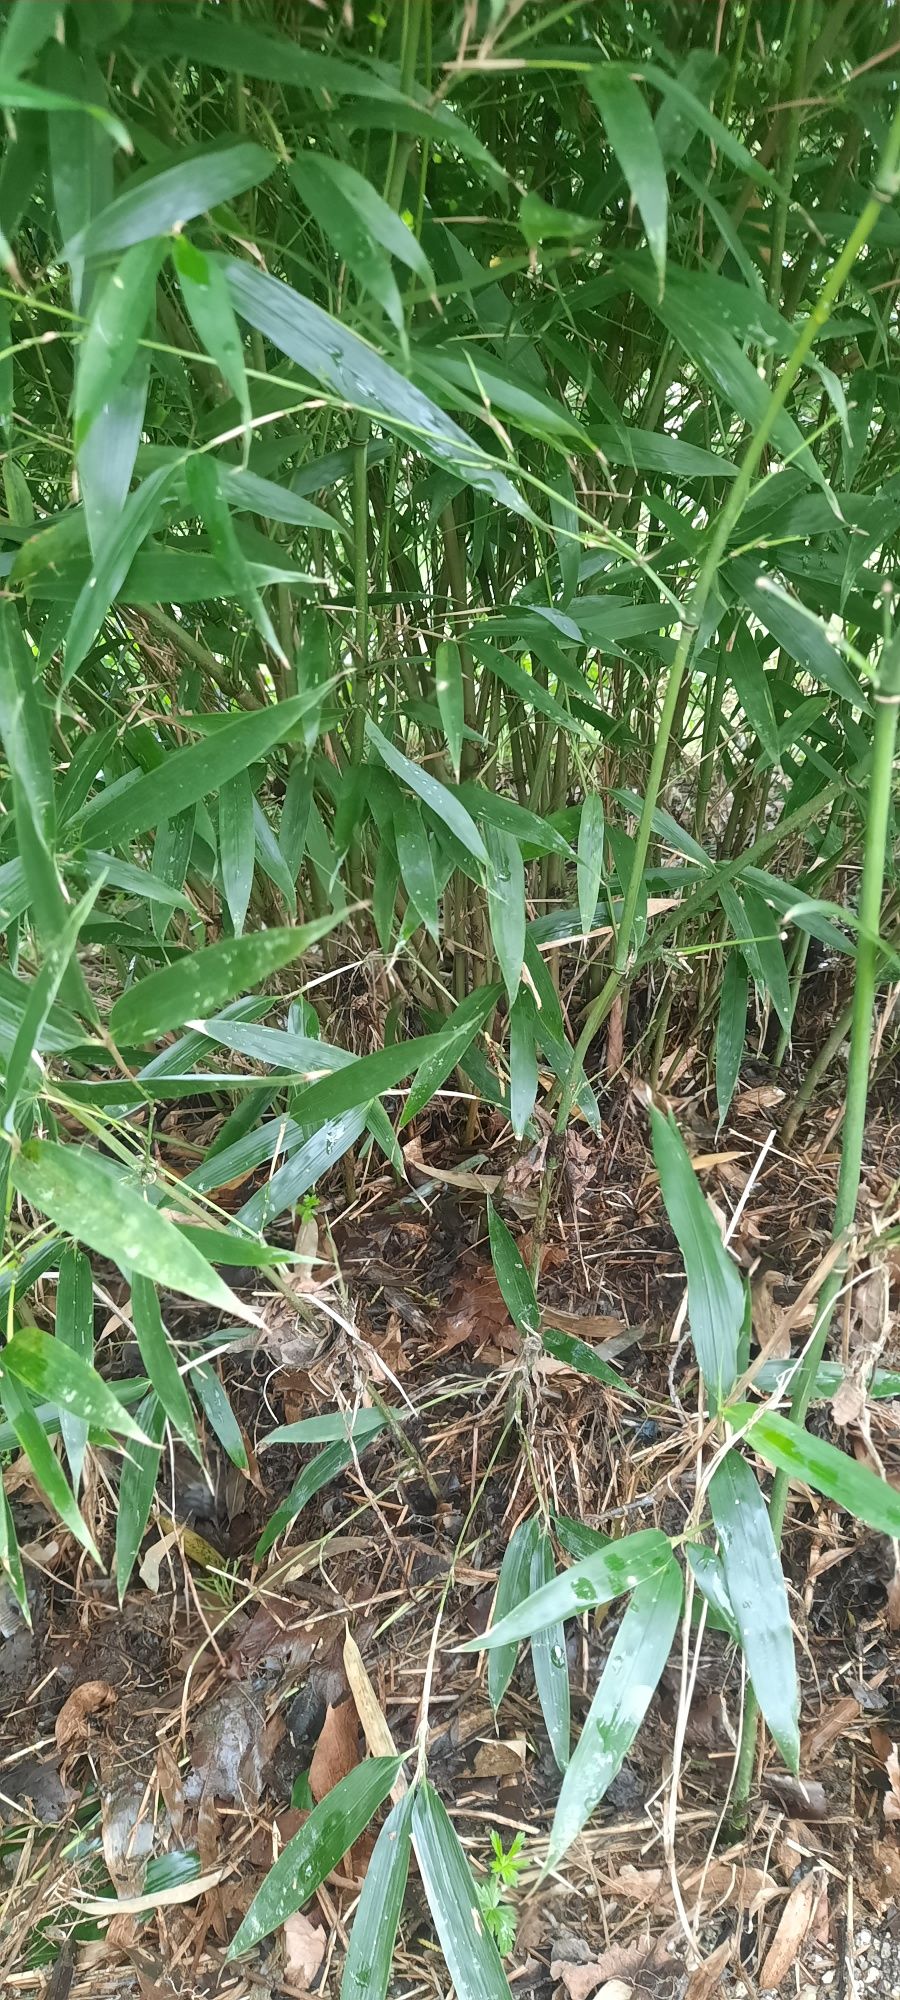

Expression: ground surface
xmin=1 ymin=1044 xmax=899 ymax=2000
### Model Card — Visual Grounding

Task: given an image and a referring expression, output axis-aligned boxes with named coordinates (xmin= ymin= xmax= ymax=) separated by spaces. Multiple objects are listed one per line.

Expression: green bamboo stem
xmin=733 ymin=621 xmax=900 ymax=1819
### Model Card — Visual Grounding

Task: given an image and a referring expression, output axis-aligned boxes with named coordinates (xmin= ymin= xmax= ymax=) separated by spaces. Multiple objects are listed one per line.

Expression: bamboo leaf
xmin=588 ymin=70 xmax=667 ymax=292
xmin=487 ymin=1199 xmax=539 ymax=1336
xmin=530 ymin=1529 xmax=571 ymax=1772
xmin=649 ymin=1103 xmax=744 ymax=1405
xmin=412 ymin=1782 xmax=513 ymax=2000
xmin=709 ymin=1449 xmax=800 ymax=1773
xmin=576 ymin=794 xmax=605 ymax=938
xmin=461 ymin=1529 xmax=673 ymax=1650
xmin=2 ymin=1325 xmax=148 ymax=1443
xmin=545 ymin=1557 xmax=683 ymax=1871
xmin=488 ymin=1516 xmax=541 ymax=1712
xmin=109 ymin=915 xmax=340 ymax=1044
xmin=227 ymin=1758 xmax=402 ymax=1958
xmin=116 ymin=1392 xmax=166 ymax=1600
xmin=342 ymin=1788 xmax=414 ymax=2000
xmin=69 ymin=141 xmax=274 ymax=259
xmin=730 ymin=1405 xmax=900 ymax=1539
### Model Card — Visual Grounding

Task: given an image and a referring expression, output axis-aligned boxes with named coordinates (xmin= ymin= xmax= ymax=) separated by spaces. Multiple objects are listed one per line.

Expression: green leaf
xmin=131 ymin=1274 xmax=200 ymax=1456
xmin=65 ymin=462 xmax=176 ymax=682
xmin=109 ymin=914 xmax=340 ymax=1044
xmin=719 ymin=881 xmax=791 ymax=1034
xmin=730 ymin=626 xmax=780 ymax=768
xmin=394 ymin=794 xmax=438 ymax=937
xmin=730 ymin=1404 xmax=900 ymax=1539
xmin=56 ymin=1244 xmax=93 ymax=1494
xmin=435 ymin=640 xmax=464 ymax=782
xmin=74 ymin=237 xmax=163 ymax=450
xmin=508 ymin=992 xmax=539 ymax=1140
xmin=69 ymin=142 xmax=274 ymax=259
xmin=541 ymin=1327 xmax=637 ymax=1399
xmin=545 ymin=1557 xmax=683 ymax=1871
xmin=485 ymin=825 xmax=524 ymax=1006
xmin=80 ymin=690 xmax=327 ymax=848
xmin=0 ymin=601 xmax=56 ymax=846
xmin=648 ymin=1104 xmax=744 ymax=1406
xmin=487 ymin=1199 xmax=539 ymax=1337
xmin=530 ymin=1529 xmax=571 ymax=1773
xmin=576 ymin=794 xmax=605 ymax=938
xmin=0 ymin=77 xmax=130 ymax=148
xmin=730 ymin=566 xmax=864 ymax=709
xmin=342 ymin=1787 xmax=414 ymax=2000
xmin=588 ymin=70 xmax=667 ymax=293
xmin=456 ymin=786 xmax=574 ymax=862
xmin=11 ymin=1141 xmax=248 ymax=1318
xmin=228 ymin=1758 xmax=403 ymax=1958
xmin=366 ymin=719 xmax=487 ymax=864
xmin=709 ymin=1449 xmax=799 ymax=1773
xmin=174 ymin=236 xmax=251 ymax=441
xmin=191 ymin=1361 xmax=248 ymax=1472
xmin=260 ymin=1410 xmax=388 ymax=1449
xmin=224 ymin=260 xmax=524 ymax=514
xmin=412 ymin=1782 xmax=512 ymax=2000
xmin=255 ymin=1426 xmax=385 ymax=1561
xmin=462 ymin=1529 xmax=673 ymax=1650
xmin=488 ymin=1516 xmax=541 ymax=1711
xmin=0 ymin=1358 xmax=102 ymax=1565
xmin=218 ymin=770 xmax=255 ymax=936
xmin=715 ymin=952 xmax=748 ymax=1131
xmin=187 ymin=454 xmax=289 ymax=667
xmin=1 ymin=879 xmax=101 ymax=1128
xmin=2 ymin=1325 xmax=148 ymax=1443
xmin=289 ymin=153 xmax=404 ymax=337
xmin=399 ymin=986 xmax=499 ymax=1129
xmin=116 ymin=1391 xmax=167 ymax=1601
xmin=0 ymin=1485 xmax=28 ymax=1621
xmin=685 ymin=1544 xmax=739 ymax=1641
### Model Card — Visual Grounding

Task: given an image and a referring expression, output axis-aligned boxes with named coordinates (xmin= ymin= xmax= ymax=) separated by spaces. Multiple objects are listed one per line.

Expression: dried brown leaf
xmin=283 ymin=1909 xmax=326 ymax=1995
xmin=473 ymin=1735 xmax=527 ymax=1777
xmin=801 ymin=1694 xmax=860 ymax=1762
xmin=685 ymin=1939 xmax=732 ymax=2000
xmin=309 ymin=1696 xmax=359 ymax=1802
xmin=55 ymin=1680 xmax=117 ymax=1771
xmin=759 ymin=1871 xmax=822 ymax=1990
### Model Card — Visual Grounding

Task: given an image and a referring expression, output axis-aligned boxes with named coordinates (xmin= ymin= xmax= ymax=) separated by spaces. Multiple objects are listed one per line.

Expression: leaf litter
xmin=1 ymin=1082 xmax=899 ymax=1997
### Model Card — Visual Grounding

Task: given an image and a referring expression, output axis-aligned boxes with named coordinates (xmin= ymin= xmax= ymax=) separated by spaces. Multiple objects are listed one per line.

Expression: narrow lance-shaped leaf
xmin=545 ymin=1556 xmax=683 ymax=1871
xmin=588 ymin=69 xmax=667 ymax=294
xmin=218 ymin=770 xmax=255 ymax=937
xmin=576 ymin=793 xmax=605 ymax=938
xmin=366 ymin=718 xmax=487 ymax=863
xmin=56 ymin=1244 xmax=93 ymax=1493
xmin=0 ymin=1359 xmax=102 ymax=1566
xmin=487 ymin=1198 xmax=539 ymax=1336
xmin=530 ymin=1529 xmax=571 ymax=1773
xmin=109 ymin=914 xmax=341 ymax=1044
xmin=74 ymin=238 xmax=163 ymax=450
xmin=461 ymin=1529 xmax=673 ymax=1650
xmin=227 ymin=1758 xmax=403 ymax=1958
xmin=131 ymin=1274 xmax=200 ymax=1458
xmin=729 ymin=1405 xmax=900 ymax=1540
xmin=2 ymin=1325 xmax=149 ymax=1443
xmin=412 ymin=1782 xmax=513 ymax=2000
xmin=341 ymin=1787 xmax=414 ymax=2000
xmin=485 ymin=824 xmax=525 ymax=1006
xmin=488 ymin=1515 xmax=541 ymax=1712
xmin=715 ymin=951 xmax=748 ymax=1131
xmin=174 ymin=236 xmax=251 ymax=449
xmin=709 ymin=1449 xmax=800 ymax=1773
xmin=116 ymin=1391 xmax=166 ymax=1601
xmin=648 ymin=1103 xmax=744 ymax=1406
xmin=11 ymin=1141 xmax=252 ymax=1319
xmin=68 ymin=141 xmax=274 ymax=259
xmin=80 ymin=689 xmax=329 ymax=849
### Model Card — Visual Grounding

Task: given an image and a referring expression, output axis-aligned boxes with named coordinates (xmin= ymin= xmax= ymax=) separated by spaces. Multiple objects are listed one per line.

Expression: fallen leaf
xmin=759 ymin=1871 xmax=822 ymax=1989
xmin=735 ymin=1084 xmax=785 ymax=1114
xmin=283 ymin=1909 xmax=326 ymax=1994
xmin=831 ymin=1373 xmax=867 ymax=1428
xmin=474 ymin=1736 xmax=527 ymax=1777
xmin=801 ymin=1695 xmax=860 ymax=1762
xmin=685 ymin=1939 xmax=732 ymax=2000
xmin=188 ymin=1681 xmax=265 ymax=1807
xmin=610 ymin=1860 xmax=777 ymax=1913
xmin=55 ymin=1681 xmax=117 ymax=1772
xmin=156 ymin=1740 xmax=184 ymax=1840
xmin=551 ymin=1963 xmax=605 ymax=2000
xmin=309 ymin=1697 xmax=359 ymax=1803
xmin=871 ymin=1837 xmax=900 ymax=1907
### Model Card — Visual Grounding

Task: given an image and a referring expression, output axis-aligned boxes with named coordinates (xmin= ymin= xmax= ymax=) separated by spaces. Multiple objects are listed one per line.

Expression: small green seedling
xmin=476 ymin=1831 xmax=526 ymax=1956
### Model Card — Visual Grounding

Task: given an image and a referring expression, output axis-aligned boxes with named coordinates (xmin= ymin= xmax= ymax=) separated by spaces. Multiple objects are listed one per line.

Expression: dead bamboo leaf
xmin=283 ymin=1909 xmax=326 ymax=1994
xmin=684 ymin=1939 xmax=732 ymax=2000
xmin=71 ymin=1867 xmax=226 ymax=1917
xmin=801 ymin=1694 xmax=860 ymax=1762
xmin=759 ymin=1871 xmax=821 ymax=1989
xmin=342 ymin=1628 xmax=407 ymax=1798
